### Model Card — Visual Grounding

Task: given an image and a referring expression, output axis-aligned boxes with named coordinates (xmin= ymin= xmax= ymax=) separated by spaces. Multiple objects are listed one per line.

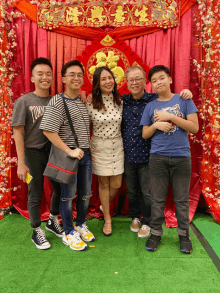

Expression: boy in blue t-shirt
xmin=140 ymin=65 xmax=199 ymax=254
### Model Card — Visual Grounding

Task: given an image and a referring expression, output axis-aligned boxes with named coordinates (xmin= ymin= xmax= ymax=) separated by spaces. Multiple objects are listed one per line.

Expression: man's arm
xmin=154 ymin=111 xmax=199 ymax=133
xmin=13 ymin=126 xmax=30 ymax=182
xmin=43 ymin=130 xmax=84 ymax=160
xmin=142 ymin=122 xmax=172 ymax=139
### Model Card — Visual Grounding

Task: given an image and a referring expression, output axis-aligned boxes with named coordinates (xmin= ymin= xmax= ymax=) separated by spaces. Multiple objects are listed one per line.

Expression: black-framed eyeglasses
xmin=65 ymin=73 xmax=84 ymax=79
xmin=127 ymin=77 xmax=145 ymax=84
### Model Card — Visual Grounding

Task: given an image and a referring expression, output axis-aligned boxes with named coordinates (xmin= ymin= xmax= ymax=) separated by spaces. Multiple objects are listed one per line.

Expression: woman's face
xmin=99 ymin=69 xmax=115 ymax=95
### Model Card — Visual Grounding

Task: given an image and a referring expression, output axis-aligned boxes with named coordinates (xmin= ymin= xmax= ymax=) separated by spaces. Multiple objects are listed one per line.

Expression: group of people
xmin=12 ymin=57 xmax=198 ymax=254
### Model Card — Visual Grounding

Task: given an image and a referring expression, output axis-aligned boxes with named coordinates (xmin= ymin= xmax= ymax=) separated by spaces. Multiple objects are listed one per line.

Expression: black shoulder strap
xmin=62 ymin=98 xmax=79 ymax=148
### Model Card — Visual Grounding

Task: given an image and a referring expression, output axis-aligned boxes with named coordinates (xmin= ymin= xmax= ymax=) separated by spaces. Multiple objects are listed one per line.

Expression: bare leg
xmin=109 ymin=174 xmax=123 ymax=202
xmin=98 ymin=176 xmax=112 ymax=235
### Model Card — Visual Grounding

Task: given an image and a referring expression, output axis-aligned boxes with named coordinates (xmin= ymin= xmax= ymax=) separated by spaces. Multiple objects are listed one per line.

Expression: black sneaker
xmin=45 ymin=217 xmax=64 ymax=238
xmin=32 ymin=227 xmax=51 ymax=250
xmin=145 ymin=234 xmax=161 ymax=251
xmin=179 ymin=235 xmax=193 ymax=254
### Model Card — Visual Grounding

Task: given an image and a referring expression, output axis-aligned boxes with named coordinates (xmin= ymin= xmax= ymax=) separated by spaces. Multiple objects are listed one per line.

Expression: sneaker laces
xmin=133 ymin=218 xmax=140 ymax=225
xmin=70 ymin=230 xmax=82 ymax=242
xmin=141 ymin=225 xmax=150 ymax=231
xmin=36 ymin=229 xmax=47 ymax=244
xmin=80 ymin=224 xmax=90 ymax=234
xmin=53 ymin=217 xmax=63 ymax=233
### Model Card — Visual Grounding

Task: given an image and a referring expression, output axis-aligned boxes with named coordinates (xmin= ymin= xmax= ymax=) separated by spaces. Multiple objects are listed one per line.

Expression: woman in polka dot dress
xmin=86 ymin=66 xmax=124 ymax=236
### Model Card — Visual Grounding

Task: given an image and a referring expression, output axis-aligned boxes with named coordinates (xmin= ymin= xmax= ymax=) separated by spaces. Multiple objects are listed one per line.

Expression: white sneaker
xmin=138 ymin=225 xmax=150 ymax=238
xmin=130 ymin=218 xmax=141 ymax=232
xmin=75 ymin=223 xmax=95 ymax=242
xmin=62 ymin=230 xmax=87 ymax=251
xmin=32 ymin=227 xmax=51 ymax=250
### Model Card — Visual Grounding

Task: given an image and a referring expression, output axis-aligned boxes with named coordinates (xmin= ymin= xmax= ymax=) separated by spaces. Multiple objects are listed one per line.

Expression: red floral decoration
xmin=191 ymin=0 xmax=220 ymax=223
xmin=0 ymin=0 xmax=22 ymax=217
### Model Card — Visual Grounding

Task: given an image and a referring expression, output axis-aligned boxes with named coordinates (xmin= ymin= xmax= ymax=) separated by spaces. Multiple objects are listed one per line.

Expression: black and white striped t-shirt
xmin=40 ymin=93 xmax=90 ymax=149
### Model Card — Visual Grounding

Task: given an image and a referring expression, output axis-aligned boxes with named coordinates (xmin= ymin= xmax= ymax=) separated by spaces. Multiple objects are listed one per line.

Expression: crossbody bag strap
xmin=62 ymin=98 xmax=79 ymax=148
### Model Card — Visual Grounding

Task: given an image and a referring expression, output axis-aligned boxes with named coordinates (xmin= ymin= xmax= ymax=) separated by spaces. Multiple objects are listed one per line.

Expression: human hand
xmin=67 ymin=148 xmax=84 ymax=160
xmin=78 ymin=92 xmax=87 ymax=104
xmin=87 ymin=93 xmax=92 ymax=104
xmin=180 ymin=89 xmax=193 ymax=100
xmin=155 ymin=122 xmax=172 ymax=132
xmin=154 ymin=111 xmax=172 ymax=122
xmin=17 ymin=163 xmax=30 ymax=183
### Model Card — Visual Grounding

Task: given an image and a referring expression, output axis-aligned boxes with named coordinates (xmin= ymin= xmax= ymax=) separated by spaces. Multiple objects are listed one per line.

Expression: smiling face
xmin=99 ymin=69 xmax=115 ymax=95
xmin=150 ymin=71 xmax=172 ymax=94
xmin=62 ymin=65 xmax=84 ymax=92
xmin=126 ymin=68 xmax=146 ymax=98
xmin=31 ymin=64 xmax=53 ymax=91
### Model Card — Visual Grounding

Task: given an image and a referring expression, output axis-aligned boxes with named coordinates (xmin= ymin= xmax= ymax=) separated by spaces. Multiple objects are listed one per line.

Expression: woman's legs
xmin=98 ymin=174 xmax=122 ymax=235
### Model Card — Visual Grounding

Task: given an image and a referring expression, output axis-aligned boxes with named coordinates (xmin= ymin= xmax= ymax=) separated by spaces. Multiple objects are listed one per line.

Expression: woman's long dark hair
xmin=92 ymin=66 xmax=122 ymax=111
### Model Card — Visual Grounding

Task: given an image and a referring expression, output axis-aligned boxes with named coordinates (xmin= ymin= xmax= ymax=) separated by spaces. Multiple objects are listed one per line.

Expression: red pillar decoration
xmin=0 ymin=1 xmax=20 ymax=217
xmin=193 ymin=0 xmax=220 ymax=223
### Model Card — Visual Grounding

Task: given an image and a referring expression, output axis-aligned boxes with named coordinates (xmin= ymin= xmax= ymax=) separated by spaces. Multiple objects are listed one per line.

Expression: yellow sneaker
xmin=75 ymin=223 xmax=95 ymax=242
xmin=62 ymin=230 xmax=87 ymax=251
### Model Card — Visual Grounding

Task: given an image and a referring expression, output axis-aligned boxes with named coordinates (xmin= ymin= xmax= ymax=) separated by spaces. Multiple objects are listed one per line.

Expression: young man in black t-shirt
xmin=12 ymin=58 xmax=64 ymax=250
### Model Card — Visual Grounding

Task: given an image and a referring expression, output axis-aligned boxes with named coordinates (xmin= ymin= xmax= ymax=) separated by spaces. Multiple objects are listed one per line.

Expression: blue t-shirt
xmin=140 ymin=94 xmax=198 ymax=157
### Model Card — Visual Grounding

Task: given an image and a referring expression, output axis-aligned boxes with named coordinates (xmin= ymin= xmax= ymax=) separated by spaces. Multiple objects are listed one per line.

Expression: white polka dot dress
xmin=87 ymin=94 xmax=124 ymax=176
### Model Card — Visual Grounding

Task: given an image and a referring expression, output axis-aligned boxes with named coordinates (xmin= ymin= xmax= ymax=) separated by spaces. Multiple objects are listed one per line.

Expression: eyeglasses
xmin=65 ymin=73 xmax=84 ymax=79
xmin=127 ymin=78 xmax=145 ymax=84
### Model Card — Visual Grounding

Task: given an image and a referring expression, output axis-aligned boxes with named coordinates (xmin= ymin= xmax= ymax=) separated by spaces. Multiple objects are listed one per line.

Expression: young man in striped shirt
xmin=40 ymin=60 xmax=94 ymax=251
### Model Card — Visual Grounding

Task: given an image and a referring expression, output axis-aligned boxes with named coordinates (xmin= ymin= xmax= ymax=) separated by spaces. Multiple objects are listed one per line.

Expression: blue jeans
xmin=60 ymin=151 xmax=92 ymax=235
xmin=124 ymin=161 xmax=151 ymax=225
xmin=149 ymin=154 xmax=191 ymax=237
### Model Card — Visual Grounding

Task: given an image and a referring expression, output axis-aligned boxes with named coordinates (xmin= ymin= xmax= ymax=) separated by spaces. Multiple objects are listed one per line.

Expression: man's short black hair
xmin=61 ymin=60 xmax=84 ymax=77
xmin=148 ymin=65 xmax=170 ymax=82
xmin=31 ymin=57 xmax=53 ymax=73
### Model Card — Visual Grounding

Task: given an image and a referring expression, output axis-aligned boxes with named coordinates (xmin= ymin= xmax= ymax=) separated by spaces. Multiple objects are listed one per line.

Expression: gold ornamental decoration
xmin=37 ymin=0 xmax=180 ymax=29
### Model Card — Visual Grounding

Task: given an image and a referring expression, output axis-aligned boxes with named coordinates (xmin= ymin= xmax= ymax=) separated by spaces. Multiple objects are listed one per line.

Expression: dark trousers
xmin=25 ymin=147 xmax=61 ymax=228
xmin=149 ymin=154 xmax=191 ymax=237
xmin=124 ymin=161 xmax=151 ymax=226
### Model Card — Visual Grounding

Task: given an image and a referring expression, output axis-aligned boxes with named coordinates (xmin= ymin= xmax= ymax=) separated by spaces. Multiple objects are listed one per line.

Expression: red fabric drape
xmin=11 ymin=4 xmax=202 ymax=226
xmin=13 ymin=0 xmax=196 ymax=40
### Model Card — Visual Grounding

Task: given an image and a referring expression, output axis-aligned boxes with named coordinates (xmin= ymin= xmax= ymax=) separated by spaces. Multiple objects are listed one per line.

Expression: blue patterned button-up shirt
xmin=122 ymin=92 xmax=157 ymax=163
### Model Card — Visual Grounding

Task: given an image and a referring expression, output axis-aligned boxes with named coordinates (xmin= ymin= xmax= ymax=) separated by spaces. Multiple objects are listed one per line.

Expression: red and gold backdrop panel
xmin=9 ymin=4 xmax=203 ymax=226
xmin=36 ymin=0 xmax=180 ymax=29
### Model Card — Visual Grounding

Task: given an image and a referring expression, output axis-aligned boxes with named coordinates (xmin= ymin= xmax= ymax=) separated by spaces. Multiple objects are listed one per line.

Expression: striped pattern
xmin=40 ymin=94 xmax=90 ymax=149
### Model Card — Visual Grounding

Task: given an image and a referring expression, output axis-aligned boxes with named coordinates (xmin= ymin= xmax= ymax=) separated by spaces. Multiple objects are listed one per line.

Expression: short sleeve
xmin=185 ymin=99 xmax=198 ymax=116
xmin=11 ymin=98 xmax=27 ymax=127
xmin=40 ymin=103 xmax=64 ymax=133
xmin=140 ymin=104 xmax=152 ymax=126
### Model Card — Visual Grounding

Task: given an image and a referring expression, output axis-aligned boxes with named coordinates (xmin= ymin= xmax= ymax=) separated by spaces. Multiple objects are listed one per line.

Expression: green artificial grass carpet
xmin=193 ymin=213 xmax=220 ymax=259
xmin=1 ymin=214 xmax=220 ymax=293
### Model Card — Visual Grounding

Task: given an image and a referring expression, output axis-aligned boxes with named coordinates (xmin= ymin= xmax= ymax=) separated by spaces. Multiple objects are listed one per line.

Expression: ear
xmin=62 ymin=76 xmax=66 ymax=84
xmin=169 ymin=77 xmax=172 ymax=84
xmin=31 ymin=76 xmax=34 ymax=83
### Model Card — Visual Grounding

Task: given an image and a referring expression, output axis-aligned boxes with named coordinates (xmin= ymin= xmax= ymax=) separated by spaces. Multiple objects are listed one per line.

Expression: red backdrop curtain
xmin=11 ymin=3 xmax=202 ymax=226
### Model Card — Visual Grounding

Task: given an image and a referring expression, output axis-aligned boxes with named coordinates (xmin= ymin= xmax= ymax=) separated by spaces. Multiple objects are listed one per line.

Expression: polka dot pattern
xmin=86 ymin=94 xmax=123 ymax=138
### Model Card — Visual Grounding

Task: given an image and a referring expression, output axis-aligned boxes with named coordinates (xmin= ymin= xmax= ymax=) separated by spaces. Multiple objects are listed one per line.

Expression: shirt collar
xmin=129 ymin=90 xmax=149 ymax=102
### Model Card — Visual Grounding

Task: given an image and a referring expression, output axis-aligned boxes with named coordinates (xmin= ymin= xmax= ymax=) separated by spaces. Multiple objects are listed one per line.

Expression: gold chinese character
xmin=111 ymin=6 xmax=127 ymax=23
xmin=89 ymin=6 xmax=105 ymax=23
xmin=135 ymin=5 xmax=148 ymax=22
xmin=66 ymin=7 xmax=82 ymax=24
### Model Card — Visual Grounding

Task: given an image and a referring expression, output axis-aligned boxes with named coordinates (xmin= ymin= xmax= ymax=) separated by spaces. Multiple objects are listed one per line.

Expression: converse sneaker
xmin=75 ymin=223 xmax=95 ymax=242
xmin=45 ymin=216 xmax=64 ymax=237
xmin=62 ymin=230 xmax=87 ymax=251
xmin=32 ymin=227 xmax=51 ymax=250
xmin=130 ymin=218 xmax=141 ymax=232
xmin=138 ymin=225 xmax=151 ymax=238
